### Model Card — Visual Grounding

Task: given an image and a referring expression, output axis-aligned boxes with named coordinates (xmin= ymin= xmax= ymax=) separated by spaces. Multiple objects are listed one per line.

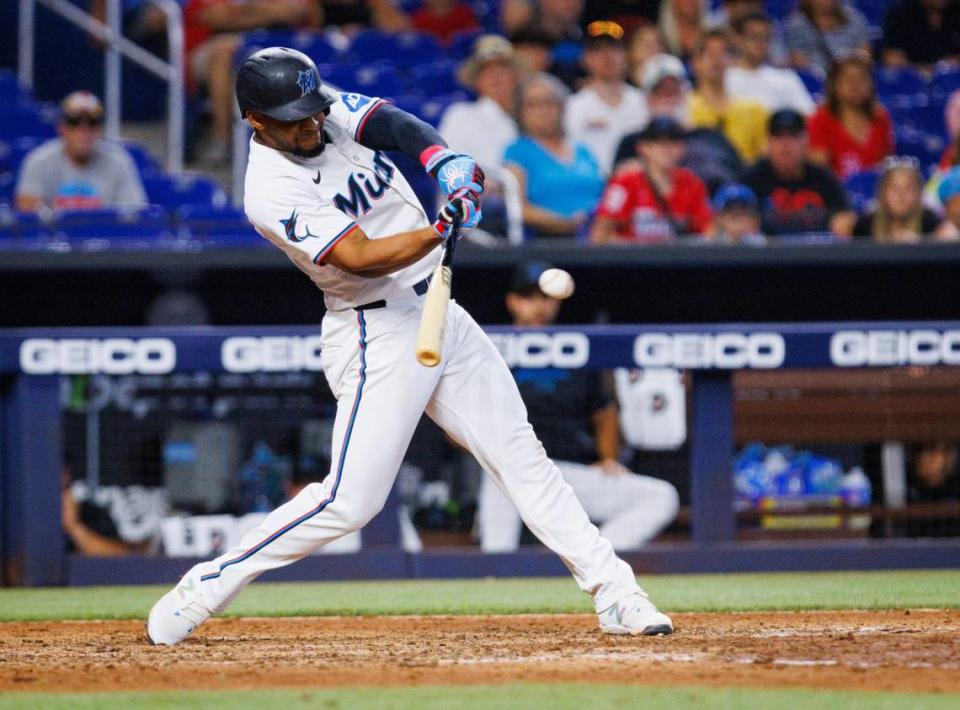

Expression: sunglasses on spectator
xmin=63 ymin=115 xmax=104 ymax=128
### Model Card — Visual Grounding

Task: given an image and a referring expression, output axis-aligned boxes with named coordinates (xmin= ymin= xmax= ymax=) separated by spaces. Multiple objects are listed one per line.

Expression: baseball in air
xmin=538 ymin=268 xmax=575 ymax=300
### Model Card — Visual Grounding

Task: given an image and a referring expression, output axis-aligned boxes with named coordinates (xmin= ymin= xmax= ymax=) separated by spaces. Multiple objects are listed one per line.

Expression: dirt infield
xmin=2 ymin=610 xmax=959 ymax=695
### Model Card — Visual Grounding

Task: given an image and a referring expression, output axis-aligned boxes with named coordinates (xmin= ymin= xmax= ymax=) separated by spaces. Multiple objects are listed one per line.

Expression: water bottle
xmin=840 ymin=467 xmax=872 ymax=507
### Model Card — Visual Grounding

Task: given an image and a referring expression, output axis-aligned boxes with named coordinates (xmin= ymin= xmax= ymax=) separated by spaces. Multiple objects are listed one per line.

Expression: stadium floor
xmin=2 ymin=610 xmax=959 ymax=697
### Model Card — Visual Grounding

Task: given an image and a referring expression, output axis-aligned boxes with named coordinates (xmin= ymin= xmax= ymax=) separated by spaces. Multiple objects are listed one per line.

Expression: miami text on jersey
xmin=333 ymin=152 xmax=396 ymax=218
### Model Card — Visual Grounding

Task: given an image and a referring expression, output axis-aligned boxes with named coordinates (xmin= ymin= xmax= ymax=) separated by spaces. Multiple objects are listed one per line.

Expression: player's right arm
xmin=327 ymin=198 xmax=475 ymax=277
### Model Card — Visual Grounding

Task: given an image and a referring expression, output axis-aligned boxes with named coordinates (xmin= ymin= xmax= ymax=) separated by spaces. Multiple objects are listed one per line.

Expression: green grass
xmin=0 ymin=684 xmax=957 ymax=709
xmin=0 ymin=570 xmax=958 ymax=622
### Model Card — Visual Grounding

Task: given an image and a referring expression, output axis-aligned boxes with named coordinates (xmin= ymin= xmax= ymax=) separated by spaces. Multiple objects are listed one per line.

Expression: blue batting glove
xmin=433 ymin=194 xmax=479 ymax=240
xmin=421 ymin=145 xmax=485 ymax=198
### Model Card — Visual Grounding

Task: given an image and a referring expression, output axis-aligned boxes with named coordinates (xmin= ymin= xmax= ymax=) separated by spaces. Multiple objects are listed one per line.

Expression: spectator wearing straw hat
xmin=438 ymin=35 xmax=522 ymax=170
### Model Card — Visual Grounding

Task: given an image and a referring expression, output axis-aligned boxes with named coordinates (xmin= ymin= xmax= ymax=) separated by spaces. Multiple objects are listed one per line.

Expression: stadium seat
xmin=237 ymin=29 xmax=344 ymax=66
xmin=122 ymin=142 xmax=160 ymax=174
xmin=175 ymin=203 xmax=262 ymax=244
xmin=0 ymin=105 xmax=56 ymax=140
xmin=449 ymin=28 xmax=484 ymax=60
xmin=0 ymin=69 xmax=30 ymax=104
xmin=347 ymin=30 xmax=443 ymax=67
xmin=53 ymin=205 xmax=172 ymax=241
xmin=896 ymin=128 xmax=946 ymax=170
xmin=796 ymin=69 xmax=824 ymax=100
xmin=874 ymin=67 xmax=927 ymax=100
xmin=844 ymin=170 xmax=880 ymax=213
xmin=143 ymin=173 xmax=228 ymax=210
xmin=395 ymin=92 xmax=468 ymax=127
xmin=472 ymin=0 xmax=500 ymax=31
xmin=323 ymin=64 xmax=407 ymax=99
xmin=407 ymin=62 xmax=462 ymax=97
xmin=931 ymin=67 xmax=960 ymax=102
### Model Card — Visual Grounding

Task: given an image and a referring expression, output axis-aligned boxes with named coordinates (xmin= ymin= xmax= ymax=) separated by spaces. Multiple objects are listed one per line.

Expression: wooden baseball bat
xmin=415 ymin=214 xmax=462 ymax=367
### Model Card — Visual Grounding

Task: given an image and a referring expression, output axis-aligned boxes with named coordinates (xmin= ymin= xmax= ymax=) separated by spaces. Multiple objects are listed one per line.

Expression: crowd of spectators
xmin=429 ymin=1 xmax=960 ymax=243
xmin=9 ymin=0 xmax=960 ymax=245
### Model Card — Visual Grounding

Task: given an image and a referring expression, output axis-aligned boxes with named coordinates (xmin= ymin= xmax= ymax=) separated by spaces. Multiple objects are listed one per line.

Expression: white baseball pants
xmin=478 ymin=461 xmax=680 ymax=553
xmin=195 ymin=295 xmax=642 ymax=613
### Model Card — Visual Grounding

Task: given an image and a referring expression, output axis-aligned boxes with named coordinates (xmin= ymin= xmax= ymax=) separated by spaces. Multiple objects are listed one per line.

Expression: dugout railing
xmin=2 ymin=322 xmax=960 ymax=586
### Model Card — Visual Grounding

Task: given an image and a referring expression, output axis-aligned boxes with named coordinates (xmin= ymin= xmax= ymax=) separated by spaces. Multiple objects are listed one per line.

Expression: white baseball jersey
xmin=244 ymin=92 xmax=439 ymax=311
xmin=176 ymin=90 xmax=651 ymax=626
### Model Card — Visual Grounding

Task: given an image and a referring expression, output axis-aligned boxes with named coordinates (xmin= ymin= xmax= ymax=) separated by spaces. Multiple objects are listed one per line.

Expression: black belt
xmin=354 ymin=277 xmax=430 ymax=311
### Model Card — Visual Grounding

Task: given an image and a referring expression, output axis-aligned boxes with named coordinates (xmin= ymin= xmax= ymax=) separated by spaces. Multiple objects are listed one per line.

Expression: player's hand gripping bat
xmin=416 ymin=212 xmax=463 ymax=367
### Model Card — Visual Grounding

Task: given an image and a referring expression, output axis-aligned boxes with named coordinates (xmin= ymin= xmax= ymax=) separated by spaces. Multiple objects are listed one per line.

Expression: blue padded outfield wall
xmin=3 ymin=322 xmax=960 ymax=586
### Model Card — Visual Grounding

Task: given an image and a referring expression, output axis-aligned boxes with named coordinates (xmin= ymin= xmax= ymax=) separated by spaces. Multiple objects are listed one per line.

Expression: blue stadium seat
xmin=896 ymin=128 xmax=946 ymax=170
xmin=175 ymin=203 xmax=262 ymax=244
xmin=765 ymin=0 xmax=794 ymax=20
xmin=347 ymin=30 xmax=443 ymax=67
xmin=143 ymin=172 xmax=228 ymax=209
xmin=472 ymin=0 xmax=500 ymax=31
xmin=844 ymin=169 xmax=880 ymax=213
xmin=0 ymin=105 xmax=56 ymax=140
xmin=0 ymin=69 xmax=30 ymax=104
xmin=0 ymin=136 xmax=45 ymax=175
xmin=324 ymin=64 xmax=407 ymax=99
xmin=449 ymin=29 xmax=484 ymax=60
xmin=407 ymin=62 xmax=463 ymax=97
xmin=931 ymin=67 xmax=960 ymax=102
xmin=874 ymin=67 xmax=927 ymax=100
xmin=796 ymin=69 xmax=824 ymax=100
xmin=395 ymin=92 xmax=468 ymax=127
xmin=54 ymin=205 xmax=172 ymax=241
xmin=237 ymin=29 xmax=344 ymax=66
xmin=122 ymin=142 xmax=160 ymax=174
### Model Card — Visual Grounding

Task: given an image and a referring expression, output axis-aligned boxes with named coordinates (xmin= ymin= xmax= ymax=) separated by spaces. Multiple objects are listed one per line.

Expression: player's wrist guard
xmin=421 ymin=145 xmax=485 ymax=198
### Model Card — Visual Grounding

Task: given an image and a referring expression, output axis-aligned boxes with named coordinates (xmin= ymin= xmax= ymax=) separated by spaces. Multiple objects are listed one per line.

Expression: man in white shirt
xmin=564 ymin=21 xmax=648 ymax=175
xmin=438 ymin=35 xmax=520 ymax=170
xmin=726 ymin=12 xmax=815 ymax=115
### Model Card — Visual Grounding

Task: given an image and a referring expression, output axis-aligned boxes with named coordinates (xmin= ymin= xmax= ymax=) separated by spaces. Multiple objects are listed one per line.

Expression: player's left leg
xmin=424 ymin=304 xmax=672 ymax=634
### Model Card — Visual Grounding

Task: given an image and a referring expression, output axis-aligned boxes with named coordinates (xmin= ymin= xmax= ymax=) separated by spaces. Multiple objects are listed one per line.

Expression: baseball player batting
xmin=147 ymin=47 xmax=672 ymax=644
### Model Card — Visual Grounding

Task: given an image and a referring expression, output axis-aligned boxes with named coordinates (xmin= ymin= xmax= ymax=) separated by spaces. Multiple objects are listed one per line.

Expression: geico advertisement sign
xmin=221 ymin=336 xmax=324 ymax=372
xmin=831 ymin=330 xmax=960 ymax=366
xmin=20 ymin=338 xmax=176 ymax=374
xmin=489 ymin=332 xmax=589 ymax=368
xmin=634 ymin=333 xmax=785 ymax=369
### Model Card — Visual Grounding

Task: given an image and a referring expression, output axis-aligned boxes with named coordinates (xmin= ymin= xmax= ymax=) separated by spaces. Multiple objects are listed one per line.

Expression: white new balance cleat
xmin=598 ymin=591 xmax=674 ymax=636
xmin=146 ymin=565 xmax=213 ymax=646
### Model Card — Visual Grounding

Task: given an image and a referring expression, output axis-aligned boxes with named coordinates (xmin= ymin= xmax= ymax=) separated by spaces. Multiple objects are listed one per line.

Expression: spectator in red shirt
xmin=591 ymin=116 xmax=712 ymax=243
xmin=808 ymin=55 xmax=894 ymax=180
xmin=412 ymin=1 xmax=479 ymax=43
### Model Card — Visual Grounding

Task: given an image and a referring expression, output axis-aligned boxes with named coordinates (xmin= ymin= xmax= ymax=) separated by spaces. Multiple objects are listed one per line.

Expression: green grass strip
xmin=1 ymin=570 xmax=958 ymax=622
xmin=0 ymin=684 xmax=957 ymax=710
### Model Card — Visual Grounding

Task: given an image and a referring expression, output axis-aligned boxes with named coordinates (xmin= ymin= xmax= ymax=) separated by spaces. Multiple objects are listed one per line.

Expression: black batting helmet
xmin=235 ymin=47 xmax=337 ymax=122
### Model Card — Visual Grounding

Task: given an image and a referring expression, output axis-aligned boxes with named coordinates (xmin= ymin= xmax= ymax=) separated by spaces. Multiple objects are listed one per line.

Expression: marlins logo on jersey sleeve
xmin=329 ymin=92 xmax=386 ymax=143
xmin=246 ymin=183 xmax=359 ymax=267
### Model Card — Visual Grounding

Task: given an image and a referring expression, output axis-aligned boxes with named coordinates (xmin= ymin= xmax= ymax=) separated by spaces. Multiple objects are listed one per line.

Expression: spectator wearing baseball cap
xmin=711 ymin=183 xmax=765 ymax=243
xmin=15 ymin=91 xmax=146 ymax=213
xmin=688 ymin=28 xmax=769 ymax=162
xmin=613 ymin=57 xmax=744 ymax=193
xmin=742 ymin=108 xmax=855 ymax=237
xmin=565 ymin=21 xmax=649 ymax=175
xmin=592 ymin=116 xmax=712 ymax=244
xmin=438 ymin=35 xmax=522 ymax=171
